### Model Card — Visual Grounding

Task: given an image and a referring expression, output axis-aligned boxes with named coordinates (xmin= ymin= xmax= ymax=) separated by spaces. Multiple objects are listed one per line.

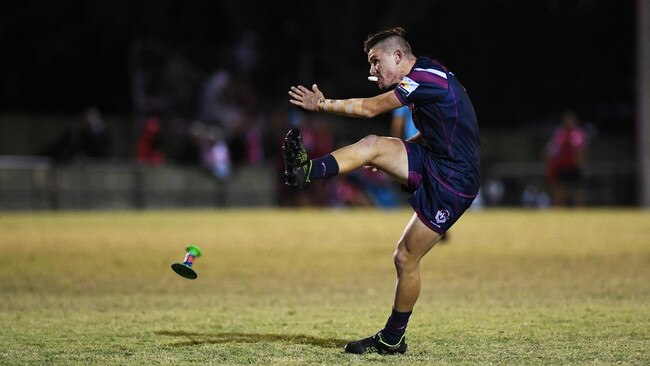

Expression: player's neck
xmin=401 ymin=55 xmax=417 ymax=74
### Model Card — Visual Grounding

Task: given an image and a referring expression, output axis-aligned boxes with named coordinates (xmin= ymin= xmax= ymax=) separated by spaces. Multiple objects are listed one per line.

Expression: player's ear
xmin=394 ymin=50 xmax=402 ymax=65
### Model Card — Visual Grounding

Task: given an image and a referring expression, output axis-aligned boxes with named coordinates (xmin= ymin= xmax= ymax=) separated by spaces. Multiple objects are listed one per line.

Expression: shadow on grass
xmin=156 ymin=330 xmax=348 ymax=349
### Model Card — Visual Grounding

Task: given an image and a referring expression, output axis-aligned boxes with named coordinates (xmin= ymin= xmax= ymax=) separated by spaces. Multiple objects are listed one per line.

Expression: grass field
xmin=0 ymin=208 xmax=649 ymax=365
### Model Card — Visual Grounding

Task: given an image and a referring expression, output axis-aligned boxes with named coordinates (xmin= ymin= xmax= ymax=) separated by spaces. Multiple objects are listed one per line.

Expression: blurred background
xmin=1 ymin=0 xmax=648 ymax=210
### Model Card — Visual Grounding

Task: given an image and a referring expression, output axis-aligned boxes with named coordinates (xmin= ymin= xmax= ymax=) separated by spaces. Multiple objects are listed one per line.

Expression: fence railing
xmin=0 ymin=156 xmax=278 ymax=210
xmin=0 ymin=156 xmax=638 ymax=210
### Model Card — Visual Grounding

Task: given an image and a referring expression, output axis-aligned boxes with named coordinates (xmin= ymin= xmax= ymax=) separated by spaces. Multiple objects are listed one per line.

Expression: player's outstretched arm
xmin=289 ymin=84 xmax=402 ymax=118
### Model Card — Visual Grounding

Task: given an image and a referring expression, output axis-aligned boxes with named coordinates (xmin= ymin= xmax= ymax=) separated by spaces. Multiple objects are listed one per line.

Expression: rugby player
xmin=284 ymin=27 xmax=481 ymax=355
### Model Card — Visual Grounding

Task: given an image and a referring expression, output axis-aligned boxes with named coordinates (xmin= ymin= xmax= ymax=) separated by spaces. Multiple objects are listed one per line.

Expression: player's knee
xmin=393 ymin=249 xmax=404 ymax=272
xmin=358 ymin=134 xmax=380 ymax=153
xmin=357 ymin=134 xmax=388 ymax=163
xmin=393 ymin=243 xmax=416 ymax=273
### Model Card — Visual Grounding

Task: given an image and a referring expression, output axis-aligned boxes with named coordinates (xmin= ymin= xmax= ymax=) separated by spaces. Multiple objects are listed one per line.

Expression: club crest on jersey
xmin=397 ymin=76 xmax=419 ymax=96
xmin=434 ymin=209 xmax=450 ymax=224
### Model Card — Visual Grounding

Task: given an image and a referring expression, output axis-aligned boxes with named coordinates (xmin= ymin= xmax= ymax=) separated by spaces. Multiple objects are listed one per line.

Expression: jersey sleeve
xmin=394 ymin=68 xmax=449 ymax=106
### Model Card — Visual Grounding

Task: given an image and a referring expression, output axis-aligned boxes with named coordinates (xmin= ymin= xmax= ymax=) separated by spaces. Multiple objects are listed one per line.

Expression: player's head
xmin=364 ymin=27 xmax=416 ymax=90
xmin=561 ymin=110 xmax=579 ymax=127
xmin=363 ymin=27 xmax=412 ymax=55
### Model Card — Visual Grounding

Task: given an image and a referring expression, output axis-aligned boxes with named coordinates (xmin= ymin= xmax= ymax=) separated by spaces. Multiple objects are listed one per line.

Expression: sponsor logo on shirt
xmin=397 ymin=76 xmax=419 ymax=96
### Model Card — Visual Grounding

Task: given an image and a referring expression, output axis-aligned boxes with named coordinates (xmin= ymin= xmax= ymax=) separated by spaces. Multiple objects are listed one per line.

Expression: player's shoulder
xmin=412 ymin=56 xmax=449 ymax=73
xmin=406 ymin=57 xmax=450 ymax=87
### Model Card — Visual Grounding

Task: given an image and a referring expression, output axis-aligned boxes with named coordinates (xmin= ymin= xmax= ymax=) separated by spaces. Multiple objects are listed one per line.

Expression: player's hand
xmin=289 ymin=84 xmax=324 ymax=112
xmin=363 ymin=164 xmax=378 ymax=172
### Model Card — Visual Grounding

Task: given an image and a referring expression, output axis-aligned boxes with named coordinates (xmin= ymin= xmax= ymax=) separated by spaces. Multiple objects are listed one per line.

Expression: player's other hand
xmin=289 ymin=84 xmax=324 ymax=112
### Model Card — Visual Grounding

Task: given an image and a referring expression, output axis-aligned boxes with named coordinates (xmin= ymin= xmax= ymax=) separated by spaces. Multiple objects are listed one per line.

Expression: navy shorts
xmin=402 ymin=141 xmax=478 ymax=234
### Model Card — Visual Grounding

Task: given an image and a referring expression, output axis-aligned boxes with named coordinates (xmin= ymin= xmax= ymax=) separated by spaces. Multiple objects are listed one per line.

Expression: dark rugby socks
xmin=381 ymin=308 xmax=412 ymax=345
xmin=309 ymin=154 xmax=339 ymax=180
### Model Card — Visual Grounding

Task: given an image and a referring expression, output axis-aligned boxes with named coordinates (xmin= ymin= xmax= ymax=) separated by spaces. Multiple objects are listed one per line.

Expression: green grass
xmin=0 ymin=208 xmax=649 ymax=365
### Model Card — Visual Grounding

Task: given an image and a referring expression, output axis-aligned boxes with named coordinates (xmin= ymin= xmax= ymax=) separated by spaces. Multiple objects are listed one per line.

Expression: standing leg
xmin=375 ymin=213 xmax=440 ymax=347
xmin=392 ymin=213 xmax=441 ymax=312
xmin=345 ymin=213 xmax=441 ymax=355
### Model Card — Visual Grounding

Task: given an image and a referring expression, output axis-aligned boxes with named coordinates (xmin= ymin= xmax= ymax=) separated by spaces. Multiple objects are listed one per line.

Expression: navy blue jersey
xmin=394 ymin=56 xmax=481 ymax=197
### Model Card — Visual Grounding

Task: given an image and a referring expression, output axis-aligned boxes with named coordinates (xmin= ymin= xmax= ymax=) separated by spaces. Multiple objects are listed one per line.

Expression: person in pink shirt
xmin=545 ymin=110 xmax=588 ymax=206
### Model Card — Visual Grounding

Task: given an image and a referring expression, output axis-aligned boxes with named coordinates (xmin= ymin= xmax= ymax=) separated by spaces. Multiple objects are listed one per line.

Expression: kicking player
xmin=284 ymin=27 xmax=481 ymax=355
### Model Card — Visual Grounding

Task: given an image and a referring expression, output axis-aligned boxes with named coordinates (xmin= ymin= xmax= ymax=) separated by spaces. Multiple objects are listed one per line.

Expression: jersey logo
xmin=434 ymin=209 xmax=451 ymax=224
xmin=397 ymin=76 xmax=419 ymax=96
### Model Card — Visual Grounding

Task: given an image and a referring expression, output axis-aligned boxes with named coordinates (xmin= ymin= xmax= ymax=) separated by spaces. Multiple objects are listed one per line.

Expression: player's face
xmin=367 ymin=48 xmax=400 ymax=90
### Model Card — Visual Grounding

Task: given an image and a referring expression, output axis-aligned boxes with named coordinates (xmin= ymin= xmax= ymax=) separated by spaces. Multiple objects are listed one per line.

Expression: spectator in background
xmin=205 ymin=134 xmax=231 ymax=179
xmin=244 ymin=113 xmax=265 ymax=166
xmin=137 ymin=116 xmax=166 ymax=166
xmin=78 ymin=106 xmax=111 ymax=158
xmin=545 ymin=110 xmax=588 ymax=207
xmin=41 ymin=106 xmax=111 ymax=162
xmin=198 ymin=69 xmax=234 ymax=127
xmin=185 ymin=121 xmax=232 ymax=180
xmin=391 ymin=105 xmax=418 ymax=140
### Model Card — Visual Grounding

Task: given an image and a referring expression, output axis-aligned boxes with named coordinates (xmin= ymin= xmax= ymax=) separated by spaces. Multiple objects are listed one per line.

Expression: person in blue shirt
xmin=284 ymin=27 xmax=480 ymax=355
xmin=391 ymin=105 xmax=419 ymax=140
